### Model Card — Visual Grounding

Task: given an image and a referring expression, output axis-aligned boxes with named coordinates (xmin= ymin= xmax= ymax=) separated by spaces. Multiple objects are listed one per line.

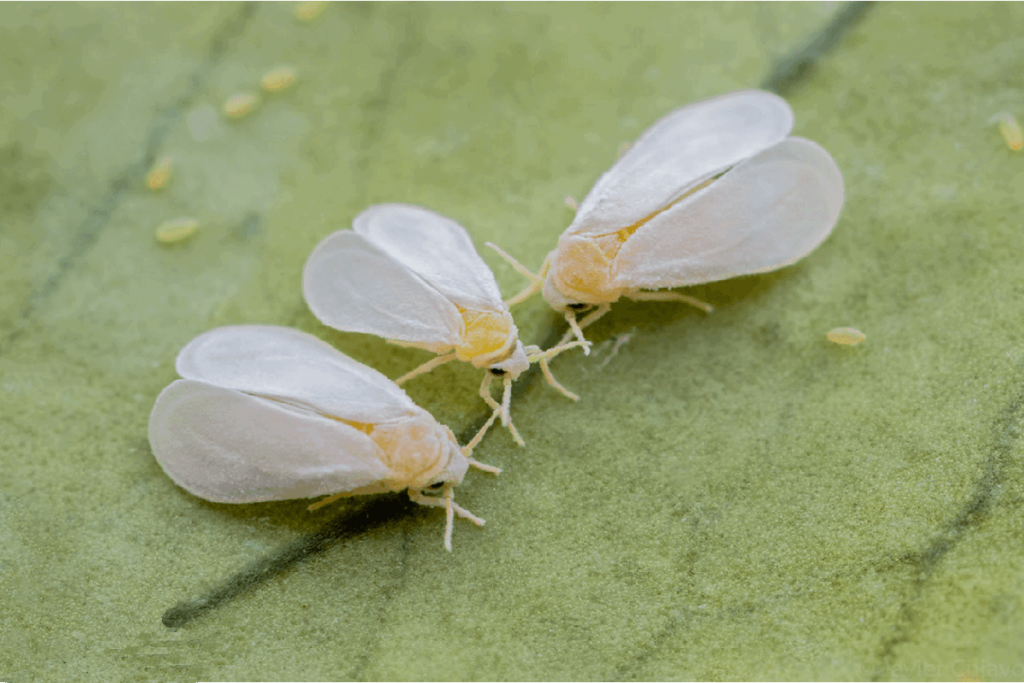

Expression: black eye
xmin=427 ymin=481 xmax=445 ymax=491
xmin=489 ymin=367 xmax=507 ymax=376
xmin=567 ymin=303 xmax=588 ymax=311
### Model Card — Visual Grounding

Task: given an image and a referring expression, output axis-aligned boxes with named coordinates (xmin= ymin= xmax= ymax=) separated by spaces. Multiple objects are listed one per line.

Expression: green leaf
xmin=2 ymin=3 xmax=1022 ymax=680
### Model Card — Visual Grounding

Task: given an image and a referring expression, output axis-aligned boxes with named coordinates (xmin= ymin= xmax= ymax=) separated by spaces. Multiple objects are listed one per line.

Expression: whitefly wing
xmin=303 ymin=231 xmax=464 ymax=350
xmin=569 ymin=90 xmax=795 ymax=237
xmin=149 ymin=379 xmax=391 ymax=503
xmin=354 ymin=203 xmax=505 ymax=312
xmin=176 ymin=325 xmax=416 ymax=424
xmin=612 ymin=137 xmax=845 ymax=289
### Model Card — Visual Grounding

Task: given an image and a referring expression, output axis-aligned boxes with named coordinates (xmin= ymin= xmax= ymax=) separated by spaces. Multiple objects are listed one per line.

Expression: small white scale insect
xmin=148 ymin=325 xmax=500 ymax=551
xmin=302 ymin=203 xmax=586 ymax=446
xmin=491 ymin=89 xmax=846 ymax=346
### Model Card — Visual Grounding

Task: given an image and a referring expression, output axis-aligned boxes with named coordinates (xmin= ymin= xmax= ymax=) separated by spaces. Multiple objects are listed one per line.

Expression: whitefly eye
xmin=567 ymin=302 xmax=589 ymax=311
xmin=488 ymin=367 xmax=507 ymax=376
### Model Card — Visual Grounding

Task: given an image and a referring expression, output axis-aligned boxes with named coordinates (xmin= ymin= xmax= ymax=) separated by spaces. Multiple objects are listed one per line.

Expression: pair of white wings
xmin=303 ymin=205 xmax=508 ymax=350
xmin=149 ymin=326 xmax=419 ymax=503
xmin=567 ymin=89 xmax=845 ymax=289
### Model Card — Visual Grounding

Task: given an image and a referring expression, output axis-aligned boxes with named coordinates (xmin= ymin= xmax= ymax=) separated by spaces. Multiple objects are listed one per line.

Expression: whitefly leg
xmin=559 ymin=311 xmax=582 ymax=349
xmin=461 ymin=410 xmax=503 ymax=474
xmin=445 ymin=491 xmax=454 ymax=551
xmin=446 ymin=491 xmax=485 ymax=526
xmin=395 ymin=351 xmax=458 ymax=386
xmin=486 ymin=244 xmax=549 ymax=307
xmin=558 ymin=303 xmax=612 ymax=348
xmin=409 ymin=488 xmax=456 ymax=552
xmin=626 ymin=290 xmax=713 ymax=314
xmin=526 ymin=340 xmax=590 ymax=402
xmin=499 ymin=375 xmax=524 ymax=447
xmin=464 ymin=409 xmax=500 ymax=453
xmin=408 ymin=486 xmax=485 ymax=552
xmin=476 ymin=372 xmax=523 ymax=447
xmin=307 ymin=491 xmax=346 ymax=512
xmin=539 ymin=356 xmax=578 ymax=401
xmin=307 ymin=482 xmax=392 ymax=512
xmin=477 ymin=372 xmax=502 ymax=414
xmin=527 ymin=340 xmax=590 ymax=366
xmin=463 ymin=424 xmax=503 ymax=473
xmin=466 ymin=456 xmax=502 ymax=475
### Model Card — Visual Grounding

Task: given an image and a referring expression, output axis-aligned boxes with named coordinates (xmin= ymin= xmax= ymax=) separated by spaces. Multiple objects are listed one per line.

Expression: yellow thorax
xmin=455 ymin=308 xmax=513 ymax=363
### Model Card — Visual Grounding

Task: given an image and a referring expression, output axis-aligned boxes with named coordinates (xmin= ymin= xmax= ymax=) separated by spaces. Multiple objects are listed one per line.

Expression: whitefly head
xmin=543 ymin=267 xmax=599 ymax=315
xmin=486 ymin=339 xmax=529 ymax=380
xmin=542 ymin=235 xmax=626 ymax=313
xmin=420 ymin=440 xmax=470 ymax=494
xmin=542 ymin=265 xmax=573 ymax=312
xmin=456 ymin=308 xmax=523 ymax=366
xmin=372 ymin=412 xmax=468 ymax=493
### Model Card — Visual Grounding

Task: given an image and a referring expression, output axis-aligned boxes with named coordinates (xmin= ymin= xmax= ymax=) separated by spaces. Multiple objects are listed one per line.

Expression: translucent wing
xmin=612 ymin=137 xmax=844 ymax=289
xmin=149 ymin=379 xmax=391 ymax=503
xmin=353 ymin=204 xmax=505 ymax=311
xmin=176 ymin=325 xmax=416 ymax=424
xmin=569 ymin=90 xmax=794 ymax=237
xmin=303 ymin=231 xmax=464 ymax=350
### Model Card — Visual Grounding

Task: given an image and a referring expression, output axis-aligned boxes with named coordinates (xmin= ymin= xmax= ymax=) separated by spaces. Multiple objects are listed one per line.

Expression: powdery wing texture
xmin=354 ymin=204 xmax=505 ymax=312
xmin=613 ymin=137 xmax=845 ymax=289
xmin=570 ymin=90 xmax=795 ymax=237
xmin=176 ymin=325 xmax=416 ymax=424
xmin=149 ymin=380 xmax=391 ymax=503
xmin=303 ymin=231 xmax=463 ymax=349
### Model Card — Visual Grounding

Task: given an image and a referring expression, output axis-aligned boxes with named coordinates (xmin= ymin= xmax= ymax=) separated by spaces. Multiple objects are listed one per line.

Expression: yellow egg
xmin=826 ymin=327 xmax=866 ymax=346
xmin=997 ymin=113 xmax=1023 ymax=151
xmin=146 ymin=156 xmax=173 ymax=190
xmin=223 ymin=93 xmax=258 ymax=120
xmin=155 ymin=217 xmax=199 ymax=245
xmin=261 ymin=66 xmax=297 ymax=93
xmin=294 ymin=1 xmax=326 ymax=21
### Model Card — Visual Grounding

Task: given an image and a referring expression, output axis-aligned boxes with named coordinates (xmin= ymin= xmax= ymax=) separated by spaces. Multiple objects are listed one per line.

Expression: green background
xmin=2 ymin=2 xmax=1023 ymax=680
